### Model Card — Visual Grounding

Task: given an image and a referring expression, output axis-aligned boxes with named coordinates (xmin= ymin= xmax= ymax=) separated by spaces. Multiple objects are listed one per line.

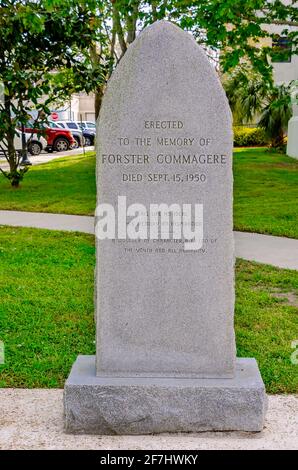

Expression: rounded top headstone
xmin=98 ymin=20 xmax=232 ymax=146
xmin=96 ymin=20 xmax=235 ymax=378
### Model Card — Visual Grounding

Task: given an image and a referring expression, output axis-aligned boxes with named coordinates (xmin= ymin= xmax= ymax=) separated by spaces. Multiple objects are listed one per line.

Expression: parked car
xmin=76 ymin=121 xmax=96 ymax=146
xmin=24 ymin=122 xmax=75 ymax=152
xmin=76 ymin=121 xmax=96 ymax=131
xmin=56 ymin=121 xmax=95 ymax=147
xmin=81 ymin=128 xmax=95 ymax=147
xmin=0 ymin=130 xmax=47 ymax=156
xmin=26 ymin=133 xmax=48 ymax=156
xmin=53 ymin=121 xmax=84 ymax=148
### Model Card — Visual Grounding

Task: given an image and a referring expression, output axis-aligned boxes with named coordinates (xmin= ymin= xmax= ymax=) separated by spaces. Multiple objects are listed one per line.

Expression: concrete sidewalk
xmin=1 ymin=210 xmax=298 ymax=270
xmin=0 ymin=146 xmax=94 ymax=169
xmin=0 ymin=210 xmax=94 ymax=234
xmin=0 ymin=389 xmax=297 ymax=450
xmin=234 ymin=231 xmax=298 ymax=270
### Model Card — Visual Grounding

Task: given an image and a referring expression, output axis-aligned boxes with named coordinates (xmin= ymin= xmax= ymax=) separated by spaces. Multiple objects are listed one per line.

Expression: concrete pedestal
xmin=287 ymin=116 xmax=298 ymax=159
xmin=64 ymin=356 xmax=267 ymax=435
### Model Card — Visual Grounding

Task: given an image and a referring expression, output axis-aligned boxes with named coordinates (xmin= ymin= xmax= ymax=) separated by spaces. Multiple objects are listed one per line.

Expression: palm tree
xmin=224 ymin=67 xmax=292 ymax=148
xmin=224 ymin=65 xmax=271 ymax=124
xmin=258 ymin=84 xmax=292 ymax=148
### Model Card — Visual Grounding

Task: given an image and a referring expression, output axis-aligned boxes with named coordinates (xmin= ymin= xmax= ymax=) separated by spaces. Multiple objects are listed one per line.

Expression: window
xmin=66 ymin=122 xmax=78 ymax=129
xmin=272 ymin=36 xmax=292 ymax=63
xmin=48 ymin=122 xmax=60 ymax=129
xmin=57 ymin=122 xmax=65 ymax=128
xmin=87 ymin=122 xmax=96 ymax=129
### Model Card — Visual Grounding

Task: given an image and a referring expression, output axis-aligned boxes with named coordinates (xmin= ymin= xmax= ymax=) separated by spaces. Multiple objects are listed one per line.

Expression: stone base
xmin=64 ymin=356 xmax=267 ymax=435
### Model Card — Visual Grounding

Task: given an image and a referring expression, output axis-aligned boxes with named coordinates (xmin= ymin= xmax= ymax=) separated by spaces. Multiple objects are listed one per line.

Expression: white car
xmin=25 ymin=132 xmax=48 ymax=156
xmin=76 ymin=121 xmax=96 ymax=131
xmin=0 ymin=130 xmax=47 ymax=156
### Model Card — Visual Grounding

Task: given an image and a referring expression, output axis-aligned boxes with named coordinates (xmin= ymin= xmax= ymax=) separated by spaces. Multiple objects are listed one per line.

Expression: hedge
xmin=233 ymin=126 xmax=268 ymax=147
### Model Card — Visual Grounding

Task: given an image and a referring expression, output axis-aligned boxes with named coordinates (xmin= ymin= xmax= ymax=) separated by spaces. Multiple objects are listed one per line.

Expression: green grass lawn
xmin=0 ymin=147 xmax=297 ymax=238
xmin=234 ymin=147 xmax=298 ymax=239
xmin=0 ymin=152 xmax=96 ymax=216
xmin=0 ymin=226 xmax=297 ymax=393
xmin=0 ymin=226 xmax=95 ymax=388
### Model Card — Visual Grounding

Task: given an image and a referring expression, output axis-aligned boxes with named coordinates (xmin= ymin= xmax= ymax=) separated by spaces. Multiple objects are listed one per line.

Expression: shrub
xmin=233 ymin=127 xmax=268 ymax=147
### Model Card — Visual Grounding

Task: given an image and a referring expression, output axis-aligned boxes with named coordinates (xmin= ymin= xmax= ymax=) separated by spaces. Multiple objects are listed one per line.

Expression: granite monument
xmin=64 ymin=20 xmax=267 ymax=434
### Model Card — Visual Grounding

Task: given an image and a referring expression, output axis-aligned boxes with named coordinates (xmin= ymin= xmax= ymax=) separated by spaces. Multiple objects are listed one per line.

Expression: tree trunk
xmin=271 ymin=131 xmax=285 ymax=149
xmin=126 ymin=1 xmax=139 ymax=45
xmin=95 ymin=84 xmax=105 ymax=120
xmin=151 ymin=1 xmax=158 ymax=21
xmin=11 ymin=177 xmax=20 ymax=188
xmin=113 ymin=2 xmax=127 ymax=57
xmin=4 ymin=92 xmax=20 ymax=187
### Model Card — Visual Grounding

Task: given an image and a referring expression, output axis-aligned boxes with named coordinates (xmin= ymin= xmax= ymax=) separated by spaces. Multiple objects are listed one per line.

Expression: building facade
xmin=51 ymin=92 xmax=96 ymax=122
xmin=263 ymin=0 xmax=298 ymax=85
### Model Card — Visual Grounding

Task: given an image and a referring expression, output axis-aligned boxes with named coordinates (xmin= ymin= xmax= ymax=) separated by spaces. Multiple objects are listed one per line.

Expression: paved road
xmin=1 ymin=210 xmax=297 ymax=270
xmin=0 ymin=146 xmax=94 ymax=169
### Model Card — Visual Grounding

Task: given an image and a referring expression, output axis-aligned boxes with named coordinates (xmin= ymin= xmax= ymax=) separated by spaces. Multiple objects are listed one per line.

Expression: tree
xmin=259 ymin=83 xmax=292 ymax=148
xmin=90 ymin=0 xmax=298 ymax=119
xmin=0 ymin=0 xmax=105 ymax=187
xmin=224 ymin=65 xmax=273 ymax=124
xmin=1 ymin=1 xmax=296 ymax=187
xmin=224 ymin=65 xmax=292 ymax=148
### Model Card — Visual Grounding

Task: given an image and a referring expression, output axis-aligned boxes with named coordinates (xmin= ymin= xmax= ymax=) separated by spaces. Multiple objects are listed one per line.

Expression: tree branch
xmin=264 ymin=19 xmax=298 ymax=27
xmin=260 ymin=7 xmax=298 ymax=28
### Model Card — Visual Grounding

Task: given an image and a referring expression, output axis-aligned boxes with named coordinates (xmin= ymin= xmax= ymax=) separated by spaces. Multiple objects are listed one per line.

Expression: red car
xmin=24 ymin=122 xmax=75 ymax=152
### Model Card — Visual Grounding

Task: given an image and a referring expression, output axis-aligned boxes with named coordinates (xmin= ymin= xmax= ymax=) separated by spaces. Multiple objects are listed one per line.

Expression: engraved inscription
xmin=101 ymin=119 xmax=227 ymax=185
